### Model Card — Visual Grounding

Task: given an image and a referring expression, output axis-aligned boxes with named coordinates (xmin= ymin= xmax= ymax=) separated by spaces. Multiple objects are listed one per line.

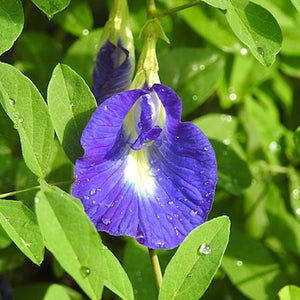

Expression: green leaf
xmin=224 ymin=0 xmax=282 ymax=66
xmin=159 ymin=216 xmax=230 ymax=300
xmin=289 ymin=0 xmax=300 ymax=12
xmin=47 ymin=64 xmax=97 ymax=163
xmin=31 ymin=0 xmax=71 ymax=18
xmin=159 ymin=48 xmax=224 ymax=116
xmin=63 ymin=28 xmax=102 ymax=87
xmin=0 ymin=200 xmax=44 ymax=265
xmin=0 ymin=225 xmax=11 ymax=249
xmin=0 ymin=63 xmax=54 ymax=178
xmin=222 ymin=229 xmax=286 ymax=299
xmin=211 ymin=140 xmax=252 ymax=195
xmin=294 ymin=126 xmax=300 ymax=155
xmin=54 ymin=0 xmax=94 ymax=36
xmin=164 ymin=0 xmax=241 ymax=52
xmin=288 ymin=167 xmax=300 ymax=219
xmin=35 ymin=182 xmax=134 ymax=300
xmin=0 ymin=0 xmax=24 ymax=55
xmin=44 ymin=284 xmax=71 ymax=300
xmin=279 ymin=285 xmax=300 ymax=300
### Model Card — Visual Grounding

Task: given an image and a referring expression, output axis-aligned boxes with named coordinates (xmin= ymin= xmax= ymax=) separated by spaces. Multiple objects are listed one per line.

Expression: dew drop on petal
xmin=190 ymin=210 xmax=198 ymax=217
xmin=198 ymin=243 xmax=211 ymax=255
xmin=101 ymin=217 xmax=111 ymax=225
xmin=80 ymin=266 xmax=91 ymax=278
xmin=90 ymin=188 xmax=96 ymax=196
xmin=168 ymin=200 xmax=174 ymax=205
xmin=136 ymin=230 xmax=145 ymax=244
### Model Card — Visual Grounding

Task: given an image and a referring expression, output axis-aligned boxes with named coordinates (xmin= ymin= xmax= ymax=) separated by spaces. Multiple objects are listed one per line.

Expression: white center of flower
xmin=124 ymin=148 xmax=155 ymax=196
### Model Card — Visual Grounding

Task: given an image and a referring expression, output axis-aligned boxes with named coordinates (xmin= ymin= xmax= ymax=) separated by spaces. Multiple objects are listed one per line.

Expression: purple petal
xmin=92 ymin=39 xmax=134 ymax=105
xmin=73 ymin=84 xmax=217 ymax=249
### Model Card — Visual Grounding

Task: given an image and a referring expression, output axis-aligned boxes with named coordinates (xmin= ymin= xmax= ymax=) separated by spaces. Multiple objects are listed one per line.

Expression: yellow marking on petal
xmin=124 ymin=148 xmax=155 ymax=196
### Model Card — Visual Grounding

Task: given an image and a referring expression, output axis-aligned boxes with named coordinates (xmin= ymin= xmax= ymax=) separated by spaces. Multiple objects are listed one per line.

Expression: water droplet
xmin=34 ymin=197 xmax=40 ymax=204
xmin=229 ymin=93 xmax=237 ymax=101
xmin=203 ymin=146 xmax=209 ymax=151
xmin=192 ymin=64 xmax=198 ymax=71
xmin=292 ymin=189 xmax=299 ymax=199
xmin=136 ymin=230 xmax=145 ymax=244
xmin=104 ymin=105 xmax=108 ymax=111
xmin=199 ymin=64 xmax=205 ymax=70
xmin=174 ymin=226 xmax=179 ymax=236
xmin=4 ymin=218 xmax=9 ymax=223
xmin=296 ymin=208 xmax=300 ymax=215
xmin=240 ymin=48 xmax=248 ymax=55
xmin=223 ymin=138 xmax=231 ymax=145
xmin=18 ymin=118 xmax=24 ymax=123
xmin=82 ymin=29 xmax=90 ymax=36
xmin=80 ymin=266 xmax=91 ymax=277
xmin=192 ymin=95 xmax=198 ymax=101
xmin=187 ymin=273 xmax=192 ymax=277
xmin=220 ymin=114 xmax=232 ymax=122
xmin=9 ymin=98 xmax=15 ymax=106
xmin=168 ymin=200 xmax=174 ymax=205
xmin=101 ymin=217 xmax=111 ymax=225
xmin=83 ymin=195 xmax=90 ymax=200
xmin=269 ymin=141 xmax=281 ymax=152
xmin=205 ymin=192 xmax=212 ymax=198
xmin=198 ymin=243 xmax=211 ymax=255
xmin=257 ymin=47 xmax=264 ymax=56
xmin=20 ymin=238 xmax=32 ymax=247
xmin=190 ymin=210 xmax=198 ymax=217
xmin=236 ymin=260 xmax=243 ymax=266
xmin=167 ymin=214 xmax=173 ymax=221
xmin=90 ymin=188 xmax=96 ymax=196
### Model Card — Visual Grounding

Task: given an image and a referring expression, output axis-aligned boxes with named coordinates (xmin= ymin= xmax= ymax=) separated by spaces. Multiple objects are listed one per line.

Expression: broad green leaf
xmin=63 ymin=29 xmax=102 ymax=87
xmin=159 ymin=216 xmax=230 ymax=300
xmin=0 ymin=0 xmax=24 ymax=55
xmin=44 ymin=284 xmax=71 ymax=300
xmin=294 ymin=126 xmax=300 ymax=155
xmin=193 ymin=113 xmax=246 ymax=158
xmin=47 ymin=64 xmax=97 ymax=163
xmin=159 ymin=48 xmax=224 ymax=116
xmin=289 ymin=0 xmax=300 ymax=12
xmin=279 ymin=285 xmax=300 ymax=300
xmin=0 ymin=225 xmax=11 ymax=249
xmin=54 ymin=0 xmax=94 ymax=36
xmin=222 ymin=229 xmax=286 ymax=299
xmin=211 ymin=140 xmax=252 ymax=195
xmin=222 ymin=0 xmax=282 ymax=66
xmin=266 ymin=183 xmax=300 ymax=256
xmin=15 ymin=31 xmax=62 ymax=96
xmin=163 ymin=0 xmax=241 ymax=52
xmin=35 ymin=182 xmax=134 ymax=300
xmin=31 ymin=0 xmax=71 ymax=18
xmin=0 ymin=138 xmax=14 ymax=176
xmin=0 ymin=63 xmax=54 ymax=178
xmin=0 ymin=200 xmax=44 ymax=265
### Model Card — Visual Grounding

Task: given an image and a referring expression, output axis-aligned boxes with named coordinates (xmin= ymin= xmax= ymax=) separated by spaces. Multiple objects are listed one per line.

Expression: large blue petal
xmin=72 ymin=84 xmax=217 ymax=249
xmin=92 ymin=39 xmax=134 ymax=105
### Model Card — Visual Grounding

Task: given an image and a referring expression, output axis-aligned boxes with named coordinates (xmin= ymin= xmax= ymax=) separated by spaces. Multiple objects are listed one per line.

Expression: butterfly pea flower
xmin=92 ymin=0 xmax=134 ymax=105
xmin=72 ymin=84 xmax=217 ymax=249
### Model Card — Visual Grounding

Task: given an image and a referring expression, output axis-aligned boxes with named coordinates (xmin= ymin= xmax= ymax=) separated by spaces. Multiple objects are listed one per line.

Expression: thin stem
xmin=148 ymin=248 xmax=163 ymax=290
xmin=0 ymin=180 xmax=73 ymax=199
xmin=146 ymin=0 xmax=156 ymax=18
xmin=152 ymin=0 xmax=202 ymax=18
xmin=0 ymin=186 xmax=40 ymax=199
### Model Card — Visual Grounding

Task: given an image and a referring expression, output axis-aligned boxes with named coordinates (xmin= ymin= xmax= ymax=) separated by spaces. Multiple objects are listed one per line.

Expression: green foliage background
xmin=0 ymin=0 xmax=299 ymax=299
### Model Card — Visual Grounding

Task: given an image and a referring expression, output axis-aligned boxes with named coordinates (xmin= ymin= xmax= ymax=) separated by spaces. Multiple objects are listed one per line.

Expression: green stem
xmin=152 ymin=0 xmax=202 ymax=18
xmin=146 ymin=0 xmax=156 ymax=18
xmin=0 ymin=180 xmax=73 ymax=199
xmin=148 ymin=248 xmax=163 ymax=290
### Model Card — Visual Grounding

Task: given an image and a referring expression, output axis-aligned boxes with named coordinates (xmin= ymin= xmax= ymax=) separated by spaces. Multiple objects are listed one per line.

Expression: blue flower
xmin=72 ymin=84 xmax=217 ymax=249
xmin=92 ymin=39 xmax=134 ymax=105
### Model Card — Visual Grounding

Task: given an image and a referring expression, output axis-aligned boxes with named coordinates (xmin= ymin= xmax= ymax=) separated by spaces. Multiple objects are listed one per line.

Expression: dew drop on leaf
xmin=257 ymin=47 xmax=264 ymax=57
xmin=9 ymin=98 xmax=15 ymax=106
xmin=80 ymin=266 xmax=91 ymax=278
xmin=198 ymin=242 xmax=211 ymax=255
